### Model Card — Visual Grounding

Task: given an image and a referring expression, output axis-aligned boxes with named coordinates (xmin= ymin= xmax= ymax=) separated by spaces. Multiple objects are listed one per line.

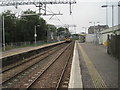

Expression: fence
xmin=3 ymin=40 xmax=58 ymax=51
xmin=107 ymin=34 xmax=120 ymax=60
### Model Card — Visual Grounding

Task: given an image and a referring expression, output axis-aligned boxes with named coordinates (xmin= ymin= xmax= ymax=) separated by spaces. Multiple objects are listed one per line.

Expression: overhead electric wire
xmin=47 ymin=5 xmax=64 ymax=25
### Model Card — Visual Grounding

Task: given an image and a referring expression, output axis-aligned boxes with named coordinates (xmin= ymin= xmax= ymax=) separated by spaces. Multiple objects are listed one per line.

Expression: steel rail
xmin=25 ymin=43 xmax=72 ymax=89
xmin=2 ymin=43 xmax=65 ymax=73
xmin=56 ymin=43 xmax=73 ymax=89
xmin=2 ymin=43 xmax=67 ymax=86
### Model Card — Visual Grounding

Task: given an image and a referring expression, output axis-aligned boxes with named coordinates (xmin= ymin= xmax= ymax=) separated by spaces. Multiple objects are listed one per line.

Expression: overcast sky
xmin=0 ymin=0 xmax=119 ymax=34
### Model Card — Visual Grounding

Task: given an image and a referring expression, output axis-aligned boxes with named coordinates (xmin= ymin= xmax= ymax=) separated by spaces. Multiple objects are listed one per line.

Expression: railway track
xmin=12 ymin=42 xmax=74 ymax=89
xmin=56 ymin=43 xmax=73 ymax=89
xmin=2 ymin=43 xmax=66 ymax=73
xmin=2 ymin=43 xmax=68 ymax=88
xmin=25 ymin=43 xmax=73 ymax=89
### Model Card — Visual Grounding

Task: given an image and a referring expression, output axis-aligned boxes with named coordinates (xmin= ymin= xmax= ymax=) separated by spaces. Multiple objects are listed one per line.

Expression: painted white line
xmin=68 ymin=41 xmax=83 ymax=89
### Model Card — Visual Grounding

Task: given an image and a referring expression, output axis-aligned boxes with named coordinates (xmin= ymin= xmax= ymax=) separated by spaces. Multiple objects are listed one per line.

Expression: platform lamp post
xmin=34 ymin=25 xmax=40 ymax=46
xmin=89 ymin=21 xmax=100 ymax=45
xmin=2 ymin=15 xmax=5 ymax=51
xmin=2 ymin=14 xmax=15 ymax=51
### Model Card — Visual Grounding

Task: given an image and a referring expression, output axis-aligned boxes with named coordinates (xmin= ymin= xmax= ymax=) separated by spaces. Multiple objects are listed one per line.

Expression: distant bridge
xmin=55 ymin=24 xmax=77 ymax=28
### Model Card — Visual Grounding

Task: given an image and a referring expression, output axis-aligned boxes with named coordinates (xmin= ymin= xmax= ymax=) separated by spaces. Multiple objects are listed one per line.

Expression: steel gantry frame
xmin=0 ymin=0 xmax=76 ymax=6
xmin=0 ymin=0 xmax=76 ymax=15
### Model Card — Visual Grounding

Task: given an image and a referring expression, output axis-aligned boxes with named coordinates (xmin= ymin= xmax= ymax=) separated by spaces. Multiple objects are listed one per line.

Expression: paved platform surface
xmin=2 ymin=41 xmax=65 ymax=58
xmin=77 ymin=41 xmax=118 ymax=88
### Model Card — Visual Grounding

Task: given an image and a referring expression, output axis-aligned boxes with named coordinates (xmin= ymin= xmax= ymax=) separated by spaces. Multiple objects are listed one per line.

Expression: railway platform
xmin=69 ymin=40 xmax=118 ymax=89
xmin=2 ymin=41 xmax=65 ymax=59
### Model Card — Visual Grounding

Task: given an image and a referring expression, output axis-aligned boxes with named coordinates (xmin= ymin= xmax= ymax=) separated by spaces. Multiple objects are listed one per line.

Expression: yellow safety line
xmin=77 ymin=42 xmax=107 ymax=88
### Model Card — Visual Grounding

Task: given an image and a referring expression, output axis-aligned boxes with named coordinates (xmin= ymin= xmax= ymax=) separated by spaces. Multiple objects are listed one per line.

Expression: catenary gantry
xmin=0 ymin=0 xmax=76 ymax=6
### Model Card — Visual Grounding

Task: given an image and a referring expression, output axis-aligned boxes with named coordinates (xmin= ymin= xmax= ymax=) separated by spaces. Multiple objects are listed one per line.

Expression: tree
xmin=19 ymin=9 xmax=41 ymax=42
xmin=2 ymin=9 xmax=58 ymax=44
xmin=16 ymin=9 xmax=47 ymax=42
xmin=57 ymin=27 xmax=71 ymax=40
xmin=46 ymin=24 xmax=57 ymax=41
xmin=57 ymin=27 xmax=65 ymax=33
xmin=64 ymin=28 xmax=71 ymax=37
xmin=47 ymin=24 xmax=57 ymax=32
xmin=57 ymin=27 xmax=71 ymax=37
